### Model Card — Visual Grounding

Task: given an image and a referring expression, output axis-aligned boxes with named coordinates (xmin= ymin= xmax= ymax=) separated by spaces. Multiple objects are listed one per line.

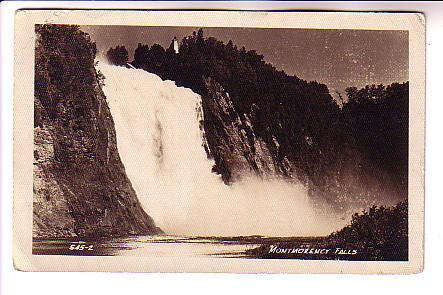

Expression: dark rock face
xmin=33 ymin=25 xmax=161 ymax=238
xmin=127 ymin=32 xmax=408 ymax=210
xmin=201 ymin=77 xmax=297 ymax=184
xmin=200 ymin=77 xmax=408 ymax=209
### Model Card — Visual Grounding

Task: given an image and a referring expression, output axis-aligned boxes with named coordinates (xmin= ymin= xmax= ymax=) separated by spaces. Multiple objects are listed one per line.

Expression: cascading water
xmin=97 ymin=62 xmax=347 ymax=237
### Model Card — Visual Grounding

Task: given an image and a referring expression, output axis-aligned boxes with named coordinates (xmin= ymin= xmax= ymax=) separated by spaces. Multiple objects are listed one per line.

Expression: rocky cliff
xmin=33 ymin=24 xmax=161 ymax=238
xmin=201 ymin=77 xmax=298 ymax=184
xmin=100 ymin=28 xmax=408 ymax=219
xmin=128 ymin=33 xmax=343 ymax=198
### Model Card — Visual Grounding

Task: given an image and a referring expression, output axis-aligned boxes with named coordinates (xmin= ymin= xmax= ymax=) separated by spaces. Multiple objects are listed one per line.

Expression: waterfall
xmin=97 ymin=62 xmax=347 ymax=237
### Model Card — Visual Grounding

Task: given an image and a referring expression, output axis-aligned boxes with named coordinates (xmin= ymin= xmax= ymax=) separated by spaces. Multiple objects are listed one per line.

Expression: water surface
xmin=33 ymin=235 xmax=325 ymax=257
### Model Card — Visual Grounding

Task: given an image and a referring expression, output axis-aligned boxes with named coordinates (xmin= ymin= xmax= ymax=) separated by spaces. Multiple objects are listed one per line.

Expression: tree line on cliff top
xmin=34 ymin=25 xmax=408 ymax=253
xmin=106 ymin=29 xmax=408 ymax=208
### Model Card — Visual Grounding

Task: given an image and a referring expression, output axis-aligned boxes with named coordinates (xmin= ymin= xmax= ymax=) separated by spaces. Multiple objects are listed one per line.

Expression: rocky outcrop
xmin=33 ymin=24 xmax=161 ymax=238
xmin=201 ymin=77 xmax=297 ymax=184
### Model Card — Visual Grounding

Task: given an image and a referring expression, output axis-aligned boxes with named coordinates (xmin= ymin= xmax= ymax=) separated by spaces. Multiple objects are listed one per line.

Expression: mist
xmin=98 ymin=61 xmax=349 ymax=237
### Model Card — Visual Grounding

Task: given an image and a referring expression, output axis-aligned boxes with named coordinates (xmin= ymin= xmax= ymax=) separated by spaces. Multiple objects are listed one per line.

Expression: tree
xmin=329 ymin=201 xmax=408 ymax=260
xmin=197 ymin=28 xmax=204 ymax=41
xmin=342 ymin=82 xmax=409 ymax=197
xmin=134 ymin=43 xmax=150 ymax=67
xmin=106 ymin=45 xmax=129 ymax=66
xmin=115 ymin=31 xmax=408 ymax=205
xmin=149 ymin=44 xmax=166 ymax=62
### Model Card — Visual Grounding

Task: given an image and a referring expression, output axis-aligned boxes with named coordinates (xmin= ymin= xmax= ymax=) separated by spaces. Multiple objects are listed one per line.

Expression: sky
xmin=82 ymin=25 xmax=408 ymax=99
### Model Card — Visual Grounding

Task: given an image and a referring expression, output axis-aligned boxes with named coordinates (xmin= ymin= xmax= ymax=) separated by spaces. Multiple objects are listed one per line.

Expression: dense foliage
xmin=246 ymin=200 xmax=408 ymax=261
xmin=342 ymin=84 xmax=409 ymax=197
xmin=108 ymin=29 xmax=409 ymax=208
xmin=106 ymin=45 xmax=129 ymax=66
xmin=328 ymin=200 xmax=408 ymax=260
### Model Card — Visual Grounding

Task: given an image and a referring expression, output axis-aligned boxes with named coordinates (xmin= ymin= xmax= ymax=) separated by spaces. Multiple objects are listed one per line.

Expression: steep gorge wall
xmin=33 ymin=25 xmax=161 ymax=238
xmin=201 ymin=77 xmax=298 ymax=184
xmin=199 ymin=77 xmax=403 ymax=212
xmin=103 ymin=29 xmax=408 ymax=218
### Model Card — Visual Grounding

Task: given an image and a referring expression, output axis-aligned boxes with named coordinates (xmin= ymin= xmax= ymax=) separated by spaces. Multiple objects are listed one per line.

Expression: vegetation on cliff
xmin=328 ymin=200 xmax=408 ymax=260
xmin=107 ymin=29 xmax=408 ymax=209
xmin=106 ymin=45 xmax=129 ymax=66
xmin=245 ymin=200 xmax=408 ymax=261
xmin=34 ymin=24 xmax=161 ymax=238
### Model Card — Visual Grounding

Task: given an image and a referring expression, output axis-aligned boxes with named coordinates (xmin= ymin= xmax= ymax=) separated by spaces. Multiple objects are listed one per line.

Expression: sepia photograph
xmin=12 ymin=10 xmax=425 ymax=273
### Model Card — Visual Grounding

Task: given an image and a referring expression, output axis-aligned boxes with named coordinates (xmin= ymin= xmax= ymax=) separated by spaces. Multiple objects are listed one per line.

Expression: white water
xmin=98 ymin=62 xmax=347 ymax=237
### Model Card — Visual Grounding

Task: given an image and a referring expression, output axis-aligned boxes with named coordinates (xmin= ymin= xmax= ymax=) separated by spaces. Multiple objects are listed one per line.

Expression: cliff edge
xmin=33 ymin=25 xmax=161 ymax=238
